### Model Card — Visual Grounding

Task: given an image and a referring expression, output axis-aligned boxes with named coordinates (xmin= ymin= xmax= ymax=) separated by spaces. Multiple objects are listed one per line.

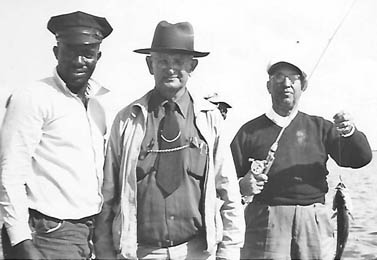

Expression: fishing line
xmin=308 ymin=0 xmax=358 ymax=80
xmin=338 ymin=136 xmax=343 ymax=182
xmin=309 ymin=0 xmax=358 ymax=182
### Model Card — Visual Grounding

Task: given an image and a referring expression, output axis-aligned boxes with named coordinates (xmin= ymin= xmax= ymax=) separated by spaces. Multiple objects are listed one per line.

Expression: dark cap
xmin=47 ymin=11 xmax=113 ymax=44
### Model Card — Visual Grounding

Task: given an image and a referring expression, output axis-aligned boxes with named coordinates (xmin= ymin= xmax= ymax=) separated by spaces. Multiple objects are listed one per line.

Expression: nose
xmin=167 ymin=67 xmax=175 ymax=74
xmin=73 ymin=55 xmax=85 ymax=65
xmin=164 ymin=63 xmax=178 ymax=75
xmin=283 ymin=76 xmax=293 ymax=86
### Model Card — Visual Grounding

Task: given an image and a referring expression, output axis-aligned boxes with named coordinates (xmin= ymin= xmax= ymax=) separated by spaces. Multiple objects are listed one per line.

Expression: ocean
xmin=0 ymin=152 xmax=376 ymax=259
xmin=325 ymin=151 xmax=377 ymax=259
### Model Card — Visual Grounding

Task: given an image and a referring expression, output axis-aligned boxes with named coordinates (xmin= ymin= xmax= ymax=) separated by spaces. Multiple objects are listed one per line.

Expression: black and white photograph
xmin=0 ymin=0 xmax=376 ymax=259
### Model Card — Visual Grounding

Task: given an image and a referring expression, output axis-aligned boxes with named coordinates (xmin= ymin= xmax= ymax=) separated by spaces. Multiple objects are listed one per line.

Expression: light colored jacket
xmin=94 ymin=89 xmax=244 ymax=259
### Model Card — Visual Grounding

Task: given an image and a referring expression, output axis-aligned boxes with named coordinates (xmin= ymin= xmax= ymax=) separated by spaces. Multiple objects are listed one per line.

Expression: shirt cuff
xmin=7 ymin=222 xmax=33 ymax=246
xmin=217 ymin=247 xmax=240 ymax=260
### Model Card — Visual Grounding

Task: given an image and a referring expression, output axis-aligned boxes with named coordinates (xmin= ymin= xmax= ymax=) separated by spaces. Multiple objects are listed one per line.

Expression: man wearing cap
xmin=230 ymin=57 xmax=372 ymax=259
xmin=204 ymin=93 xmax=232 ymax=120
xmin=94 ymin=21 xmax=244 ymax=260
xmin=0 ymin=11 xmax=112 ymax=259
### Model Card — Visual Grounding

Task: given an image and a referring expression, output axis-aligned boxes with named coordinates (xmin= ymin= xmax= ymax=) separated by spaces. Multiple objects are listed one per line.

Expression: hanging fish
xmin=332 ymin=181 xmax=354 ymax=260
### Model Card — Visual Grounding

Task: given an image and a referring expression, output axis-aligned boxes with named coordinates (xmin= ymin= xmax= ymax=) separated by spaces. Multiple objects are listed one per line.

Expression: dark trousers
xmin=2 ymin=209 xmax=95 ymax=260
xmin=1 ymin=224 xmax=14 ymax=259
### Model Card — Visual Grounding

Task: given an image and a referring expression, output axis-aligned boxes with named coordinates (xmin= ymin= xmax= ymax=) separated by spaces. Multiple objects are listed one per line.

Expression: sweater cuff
xmin=341 ymin=124 xmax=355 ymax=137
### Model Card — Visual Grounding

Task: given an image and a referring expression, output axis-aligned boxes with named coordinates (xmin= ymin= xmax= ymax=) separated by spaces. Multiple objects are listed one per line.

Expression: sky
xmin=1 ymin=0 xmax=377 ymax=149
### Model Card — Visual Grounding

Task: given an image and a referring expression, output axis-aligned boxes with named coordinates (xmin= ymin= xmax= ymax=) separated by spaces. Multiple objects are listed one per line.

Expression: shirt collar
xmin=265 ymin=107 xmax=298 ymax=127
xmin=53 ymin=67 xmax=109 ymax=98
xmin=148 ymin=88 xmax=191 ymax=118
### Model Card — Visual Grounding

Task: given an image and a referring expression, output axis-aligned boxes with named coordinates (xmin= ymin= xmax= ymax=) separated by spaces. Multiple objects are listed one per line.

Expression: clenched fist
xmin=239 ymin=169 xmax=268 ymax=196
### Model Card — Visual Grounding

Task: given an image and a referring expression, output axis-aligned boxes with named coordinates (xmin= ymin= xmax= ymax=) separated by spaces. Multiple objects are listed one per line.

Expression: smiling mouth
xmin=165 ymin=76 xmax=179 ymax=81
xmin=282 ymin=89 xmax=294 ymax=95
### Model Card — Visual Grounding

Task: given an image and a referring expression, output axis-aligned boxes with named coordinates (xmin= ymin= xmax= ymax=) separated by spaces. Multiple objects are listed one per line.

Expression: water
xmin=325 ymin=151 xmax=377 ymax=259
xmin=0 ymin=153 xmax=375 ymax=259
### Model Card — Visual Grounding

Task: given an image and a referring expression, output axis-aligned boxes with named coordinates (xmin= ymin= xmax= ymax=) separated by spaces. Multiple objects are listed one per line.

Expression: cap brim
xmin=268 ymin=61 xmax=304 ymax=76
xmin=134 ymin=48 xmax=209 ymax=58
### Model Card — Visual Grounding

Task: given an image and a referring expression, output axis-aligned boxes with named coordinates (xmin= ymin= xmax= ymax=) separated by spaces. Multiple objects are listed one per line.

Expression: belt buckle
xmin=159 ymin=239 xmax=175 ymax=248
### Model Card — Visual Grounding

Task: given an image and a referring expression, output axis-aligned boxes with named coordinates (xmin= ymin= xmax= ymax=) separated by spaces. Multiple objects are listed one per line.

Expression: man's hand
xmin=239 ymin=170 xmax=268 ymax=196
xmin=13 ymin=239 xmax=44 ymax=259
xmin=333 ymin=111 xmax=355 ymax=137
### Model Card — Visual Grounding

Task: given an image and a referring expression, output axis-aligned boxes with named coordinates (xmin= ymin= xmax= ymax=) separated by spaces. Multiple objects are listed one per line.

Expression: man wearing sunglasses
xmin=230 ymin=56 xmax=372 ymax=259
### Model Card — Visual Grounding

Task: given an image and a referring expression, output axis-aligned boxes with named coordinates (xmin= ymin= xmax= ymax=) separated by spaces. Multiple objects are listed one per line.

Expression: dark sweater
xmin=231 ymin=111 xmax=372 ymax=205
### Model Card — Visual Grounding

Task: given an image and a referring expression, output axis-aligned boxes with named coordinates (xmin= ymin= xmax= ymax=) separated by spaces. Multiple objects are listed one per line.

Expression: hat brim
xmin=268 ymin=61 xmax=304 ymax=77
xmin=134 ymin=48 xmax=209 ymax=58
xmin=57 ymin=34 xmax=102 ymax=45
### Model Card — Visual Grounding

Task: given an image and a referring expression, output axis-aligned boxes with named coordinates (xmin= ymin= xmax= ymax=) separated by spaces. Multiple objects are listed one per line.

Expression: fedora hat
xmin=134 ymin=21 xmax=209 ymax=57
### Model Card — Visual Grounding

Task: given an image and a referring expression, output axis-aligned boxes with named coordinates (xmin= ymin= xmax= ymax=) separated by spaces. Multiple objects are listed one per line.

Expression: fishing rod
xmin=243 ymin=126 xmax=286 ymax=204
xmin=308 ymin=0 xmax=358 ymax=81
xmin=323 ymin=3 xmax=359 ymax=258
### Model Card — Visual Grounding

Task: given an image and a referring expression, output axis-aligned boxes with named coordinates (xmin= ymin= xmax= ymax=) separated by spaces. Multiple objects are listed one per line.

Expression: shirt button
xmin=169 ymin=215 xmax=175 ymax=220
xmin=293 ymin=176 xmax=303 ymax=183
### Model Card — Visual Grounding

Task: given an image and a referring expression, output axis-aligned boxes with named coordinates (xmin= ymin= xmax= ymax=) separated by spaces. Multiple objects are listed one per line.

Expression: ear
xmin=97 ymin=51 xmax=102 ymax=61
xmin=53 ymin=46 xmax=59 ymax=60
xmin=266 ymin=80 xmax=272 ymax=94
xmin=146 ymin=56 xmax=154 ymax=75
xmin=190 ymin=59 xmax=198 ymax=72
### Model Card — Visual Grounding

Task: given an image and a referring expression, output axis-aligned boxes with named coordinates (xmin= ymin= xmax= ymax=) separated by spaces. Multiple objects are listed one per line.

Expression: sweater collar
xmin=265 ymin=108 xmax=298 ymax=128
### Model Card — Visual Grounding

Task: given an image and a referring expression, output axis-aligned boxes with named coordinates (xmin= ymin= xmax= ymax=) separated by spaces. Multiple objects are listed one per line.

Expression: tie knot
xmin=164 ymin=101 xmax=176 ymax=113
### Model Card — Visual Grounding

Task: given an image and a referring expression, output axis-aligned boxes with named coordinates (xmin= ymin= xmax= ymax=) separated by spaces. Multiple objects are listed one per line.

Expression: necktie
xmin=156 ymin=101 xmax=185 ymax=195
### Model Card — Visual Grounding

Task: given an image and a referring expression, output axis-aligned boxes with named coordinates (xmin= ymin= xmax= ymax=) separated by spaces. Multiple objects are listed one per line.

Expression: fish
xmin=332 ymin=181 xmax=353 ymax=260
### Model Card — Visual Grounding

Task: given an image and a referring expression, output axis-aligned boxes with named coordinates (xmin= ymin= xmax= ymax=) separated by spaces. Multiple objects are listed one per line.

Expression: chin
xmin=67 ymin=80 xmax=87 ymax=92
xmin=162 ymin=83 xmax=183 ymax=90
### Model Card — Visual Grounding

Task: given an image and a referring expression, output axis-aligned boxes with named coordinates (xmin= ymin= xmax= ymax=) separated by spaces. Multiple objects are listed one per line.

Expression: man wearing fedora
xmin=94 ymin=21 xmax=244 ymax=260
xmin=230 ymin=55 xmax=372 ymax=259
xmin=0 ymin=11 xmax=112 ymax=259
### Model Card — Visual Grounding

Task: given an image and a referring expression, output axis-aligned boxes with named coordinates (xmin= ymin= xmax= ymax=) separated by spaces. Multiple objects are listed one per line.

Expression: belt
xmin=29 ymin=209 xmax=96 ymax=224
xmin=139 ymin=234 xmax=201 ymax=248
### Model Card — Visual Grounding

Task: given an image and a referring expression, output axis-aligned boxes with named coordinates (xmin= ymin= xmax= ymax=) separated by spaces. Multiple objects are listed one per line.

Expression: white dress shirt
xmin=0 ymin=68 xmax=109 ymax=245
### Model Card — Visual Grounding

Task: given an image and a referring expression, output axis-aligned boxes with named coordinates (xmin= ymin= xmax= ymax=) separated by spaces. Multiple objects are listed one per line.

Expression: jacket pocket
xmin=187 ymin=139 xmax=208 ymax=179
